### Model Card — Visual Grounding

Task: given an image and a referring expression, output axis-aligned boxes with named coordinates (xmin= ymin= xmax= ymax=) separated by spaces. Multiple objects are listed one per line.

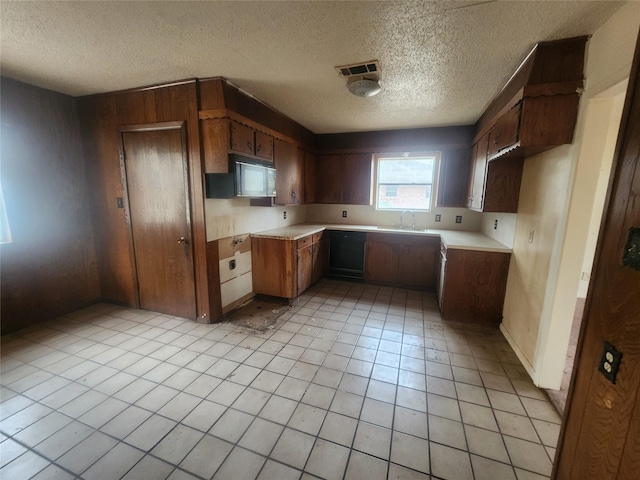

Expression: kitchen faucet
xmin=400 ymin=210 xmax=416 ymax=230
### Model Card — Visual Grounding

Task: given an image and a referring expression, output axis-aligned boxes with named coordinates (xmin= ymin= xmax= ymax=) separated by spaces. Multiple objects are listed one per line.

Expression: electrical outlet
xmin=494 ymin=219 xmax=498 ymax=230
xmin=598 ymin=341 xmax=622 ymax=384
xmin=283 ymin=211 xmax=287 ymax=220
xmin=342 ymin=211 xmax=347 ymax=218
xmin=455 ymin=215 xmax=462 ymax=224
xmin=435 ymin=214 xmax=441 ymax=222
xmin=229 ymin=259 xmax=236 ymax=270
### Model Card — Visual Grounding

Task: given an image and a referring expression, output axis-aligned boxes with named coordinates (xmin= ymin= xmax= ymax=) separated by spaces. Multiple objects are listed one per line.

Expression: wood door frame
xmin=552 ymin=31 xmax=640 ymax=478
xmin=117 ymin=121 xmax=197 ymax=315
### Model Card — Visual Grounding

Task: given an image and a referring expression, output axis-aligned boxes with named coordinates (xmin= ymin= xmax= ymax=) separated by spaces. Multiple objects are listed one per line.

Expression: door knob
xmin=178 ymin=236 xmax=188 ymax=244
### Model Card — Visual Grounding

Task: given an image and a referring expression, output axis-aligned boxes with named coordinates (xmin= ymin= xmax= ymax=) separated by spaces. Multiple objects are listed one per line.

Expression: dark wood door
xmin=316 ymin=155 xmax=343 ymax=204
xmin=304 ymin=150 xmax=317 ymax=204
xmin=122 ymin=128 xmax=196 ymax=319
xmin=343 ymin=153 xmax=372 ymax=205
xmin=365 ymin=239 xmax=399 ymax=284
xmin=469 ymin=133 xmax=488 ymax=210
xmin=274 ymin=139 xmax=302 ymax=205
xmin=399 ymin=241 xmax=439 ymax=290
xmin=297 ymin=244 xmax=313 ymax=295
xmin=553 ymin=34 xmax=640 ymax=480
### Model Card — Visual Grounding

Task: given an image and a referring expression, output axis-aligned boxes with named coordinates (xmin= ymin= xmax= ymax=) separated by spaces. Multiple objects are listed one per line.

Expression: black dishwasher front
xmin=328 ymin=231 xmax=366 ymax=281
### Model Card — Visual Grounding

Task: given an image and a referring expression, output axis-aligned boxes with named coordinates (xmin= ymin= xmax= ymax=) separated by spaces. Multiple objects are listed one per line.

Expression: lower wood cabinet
xmin=439 ymin=246 xmax=511 ymax=324
xmin=365 ymin=233 xmax=439 ymax=290
xmin=252 ymin=232 xmax=327 ymax=300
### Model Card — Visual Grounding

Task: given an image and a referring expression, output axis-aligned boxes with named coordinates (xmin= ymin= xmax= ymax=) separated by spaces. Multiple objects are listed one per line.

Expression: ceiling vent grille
xmin=335 ymin=60 xmax=380 ymax=78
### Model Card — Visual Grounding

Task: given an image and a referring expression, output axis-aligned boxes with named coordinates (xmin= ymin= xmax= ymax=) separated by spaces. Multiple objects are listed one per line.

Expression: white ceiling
xmin=0 ymin=1 xmax=625 ymax=134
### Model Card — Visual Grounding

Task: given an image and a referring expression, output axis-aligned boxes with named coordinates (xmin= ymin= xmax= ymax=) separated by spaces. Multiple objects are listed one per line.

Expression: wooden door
xmin=365 ymin=237 xmax=399 ymax=284
xmin=122 ymin=127 xmax=196 ymax=319
xmin=316 ymin=155 xmax=343 ymax=204
xmin=343 ymin=153 xmax=373 ymax=205
xmin=553 ymin=34 xmax=640 ymax=480
xmin=274 ymin=139 xmax=301 ymax=205
xmin=469 ymin=133 xmax=489 ymax=210
xmin=297 ymin=244 xmax=313 ymax=295
xmin=399 ymin=240 xmax=439 ymax=290
xmin=312 ymin=236 xmax=329 ymax=284
xmin=304 ymin=150 xmax=317 ymax=204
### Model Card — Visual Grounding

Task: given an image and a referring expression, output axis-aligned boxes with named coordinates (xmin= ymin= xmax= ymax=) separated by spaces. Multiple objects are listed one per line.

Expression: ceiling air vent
xmin=335 ymin=60 xmax=380 ymax=78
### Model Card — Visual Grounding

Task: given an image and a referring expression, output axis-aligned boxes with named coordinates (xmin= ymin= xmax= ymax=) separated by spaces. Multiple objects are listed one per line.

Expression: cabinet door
xmin=440 ymin=249 xmax=511 ymax=324
xmin=304 ymin=150 xmax=317 ymax=204
xmin=365 ymin=239 xmax=399 ymax=284
xmin=487 ymin=104 xmax=521 ymax=159
xmin=315 ymin=155 xmax=343 ymax=204
xmin=469 ymin=133 xmax=489 ymax=211
xmin=274 ymin=139 xmax=302 ymax=205
xmin=297 ymin=244 xmax=313 ymax=295
xmin=200 ymin=118 xmax=230 ymax=173
xmin=312 ymin=236 xmax=329 ymax=284
xmin=399 ymin=240 xmax=439 ymax=290
xmin=252 ymin=238 xmax=296 ymax=298
xmin=437 ymin=149 xmax=472 ymax=208
xmin=483 ymin=157 xmax=524 ymax=213
xmin=229 ymin=121 xmax=255 ymax=156
xmin=255 ymin=130 xmax=273 ymax=162
xmin=342 ymin=153 xmax=372 ymax=205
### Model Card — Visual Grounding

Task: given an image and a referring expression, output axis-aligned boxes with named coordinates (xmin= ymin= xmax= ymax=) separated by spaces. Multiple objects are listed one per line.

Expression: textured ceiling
xmin=0 ymin=1 xmax=626 ymax=133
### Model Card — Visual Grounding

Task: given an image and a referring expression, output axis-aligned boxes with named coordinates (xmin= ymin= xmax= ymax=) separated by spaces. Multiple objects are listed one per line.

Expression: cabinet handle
xmin=247 ymin=141 xmax=253 ymax=151
xmin=256 ymin=144 xmax=261 ymax=153
xmin=291 ymin=191 xmax=297 ymax=200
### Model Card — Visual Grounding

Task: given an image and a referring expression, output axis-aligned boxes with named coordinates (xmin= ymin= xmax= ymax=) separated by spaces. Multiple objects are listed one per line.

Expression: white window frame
xmin=374 ymin=152 xmax=440 ymax=212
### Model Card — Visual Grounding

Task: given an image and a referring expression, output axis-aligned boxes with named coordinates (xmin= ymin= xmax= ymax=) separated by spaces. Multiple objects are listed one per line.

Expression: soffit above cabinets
xmin=0 ymin=1 xmax=625 ymax=133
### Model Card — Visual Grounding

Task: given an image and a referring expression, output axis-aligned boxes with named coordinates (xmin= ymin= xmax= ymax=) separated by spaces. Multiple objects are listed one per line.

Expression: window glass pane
xmin=376 ymin=155 xmax=438 ymax=211
xmin=378 ymin=158 xmax=434 ymax=183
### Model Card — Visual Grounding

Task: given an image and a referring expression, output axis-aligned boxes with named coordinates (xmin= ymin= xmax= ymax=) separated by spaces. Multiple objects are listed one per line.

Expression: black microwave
xmin=205 ymin=155 xmax=276 ymax=198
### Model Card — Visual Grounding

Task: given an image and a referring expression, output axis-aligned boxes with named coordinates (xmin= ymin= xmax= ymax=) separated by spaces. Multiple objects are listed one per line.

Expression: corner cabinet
xmin=252 ymin=232 xmax=327 ymax=300
xmin=439 ymin=245 xmax=511 ymax=324
xmin=365 ymin=233 xmax=439 ymax=290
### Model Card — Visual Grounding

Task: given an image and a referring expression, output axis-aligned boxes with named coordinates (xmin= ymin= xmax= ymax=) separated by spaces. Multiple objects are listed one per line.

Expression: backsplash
xmin=205 ymin=198 xmax=307 ymax=241
xmin=481 ymin=212 xmax=517 ymax=248
xmin=306 ymin=204 xmax=482 ymax=231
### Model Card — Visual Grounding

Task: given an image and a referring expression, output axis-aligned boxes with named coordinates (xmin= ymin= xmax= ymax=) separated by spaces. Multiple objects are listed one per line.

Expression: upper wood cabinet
xmin=230 ymin=120 xmax=274 ymax=162
xmin=436 ymin=148 xmax=472 ymax=208
xmin=200 ymin=118 xmax=274 ymax=173
xmin=315 ymin=153 xmax=372 ymax=205
xmin=303 ymin=150 xmax=317 ymax=204
xmin=468 ymin=132 xmax=523 ymax=213
xmin=475 ymin=36 xmax=587 ymax=163
xmin=274 ymin=139 xmax=303 ymax=205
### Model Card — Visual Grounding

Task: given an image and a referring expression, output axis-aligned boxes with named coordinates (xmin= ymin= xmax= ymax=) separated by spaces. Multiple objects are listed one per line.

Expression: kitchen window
xmin=375 ymin=153 xmax=439 ymax=211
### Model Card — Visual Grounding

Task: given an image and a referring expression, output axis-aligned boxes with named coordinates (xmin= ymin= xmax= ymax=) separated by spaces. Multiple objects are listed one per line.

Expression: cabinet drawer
xmin=296 ymin=235 xmax=312 ymax=249
xmin=312 ymin=232 xmax=324 ymax=244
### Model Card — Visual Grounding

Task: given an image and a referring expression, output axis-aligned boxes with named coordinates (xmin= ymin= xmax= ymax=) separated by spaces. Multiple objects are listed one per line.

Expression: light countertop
xmin=252 ymin=223 xmax=511 ymax=253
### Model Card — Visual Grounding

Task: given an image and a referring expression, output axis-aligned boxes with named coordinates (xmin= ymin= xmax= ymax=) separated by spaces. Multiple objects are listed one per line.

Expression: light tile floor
xmin=0 ymin=280 xmax=562 ymax=480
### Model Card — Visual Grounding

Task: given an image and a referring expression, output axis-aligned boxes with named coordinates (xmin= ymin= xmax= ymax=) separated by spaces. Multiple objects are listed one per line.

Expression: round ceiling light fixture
xmin=347 ymin=77 xmax=381 ymax=97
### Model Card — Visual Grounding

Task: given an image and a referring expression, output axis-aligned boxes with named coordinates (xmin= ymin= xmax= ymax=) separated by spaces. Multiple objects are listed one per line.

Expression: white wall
xmin=500 ymin=2 xmax=640 ymax=388
xmin=205 ymin=199 xmax=307 ymax=241
xmin=307 ymin=204 xmax=482 ymax=232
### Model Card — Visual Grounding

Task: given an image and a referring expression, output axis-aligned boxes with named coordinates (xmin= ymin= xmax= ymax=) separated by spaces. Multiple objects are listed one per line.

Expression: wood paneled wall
xmin=79 ymin=81 xmax=210 ymax=320
xmin=0 ymin=78 xmax=100 ymax=333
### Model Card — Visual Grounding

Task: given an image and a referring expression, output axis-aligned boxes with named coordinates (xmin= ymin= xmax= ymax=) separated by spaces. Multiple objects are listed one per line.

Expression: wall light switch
xmin=455 ymin=215 xmax=462 ymax=224
xmin=116 ymin=197 xmax=124 ymax=208
xmin=435 ymin=214 xmax=441 ymax=222
xmin=342 ymin=211 xmax=347 ymax=218
xmin=529 ymin=229 xmax=535 ymax=243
